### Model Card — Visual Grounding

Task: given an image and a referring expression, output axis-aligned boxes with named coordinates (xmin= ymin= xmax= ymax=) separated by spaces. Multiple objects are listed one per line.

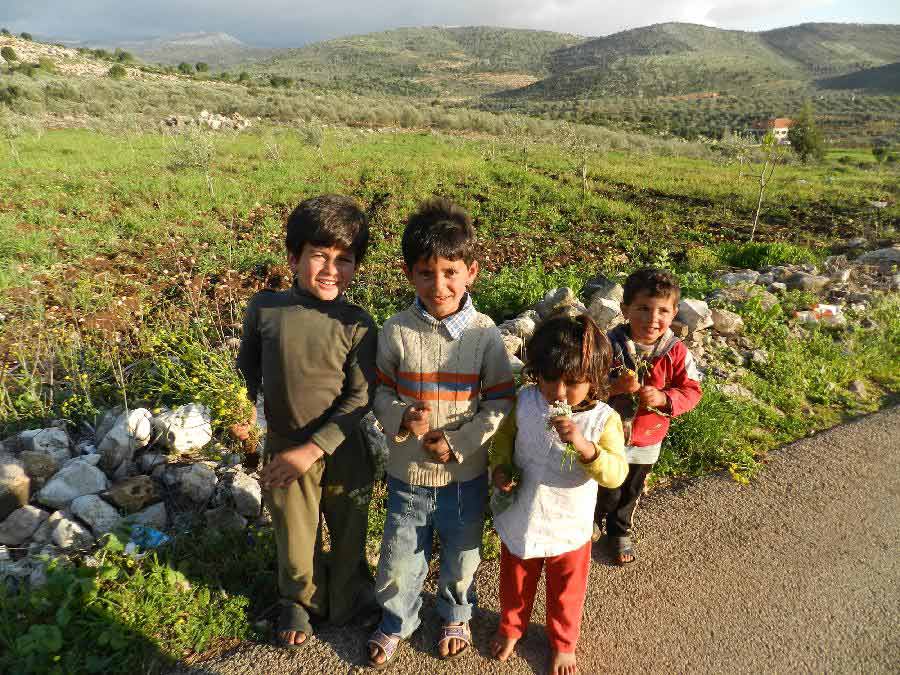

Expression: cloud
xmin=0 ymin=0 xmax=893 ymax=46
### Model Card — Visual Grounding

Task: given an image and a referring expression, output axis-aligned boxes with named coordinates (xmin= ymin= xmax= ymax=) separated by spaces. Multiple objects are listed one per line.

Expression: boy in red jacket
xmin=596 ymin=268 xmax=702 ymax=565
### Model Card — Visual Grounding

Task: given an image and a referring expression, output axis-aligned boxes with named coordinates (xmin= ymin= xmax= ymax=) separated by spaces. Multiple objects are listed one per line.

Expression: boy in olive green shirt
xmin=236 ymin=195 xmax=377 ymax=650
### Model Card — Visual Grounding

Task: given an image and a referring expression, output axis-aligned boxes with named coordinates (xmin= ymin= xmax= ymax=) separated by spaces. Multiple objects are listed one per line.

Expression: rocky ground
xmin=168 ymin=404 xmax=900 ymax=674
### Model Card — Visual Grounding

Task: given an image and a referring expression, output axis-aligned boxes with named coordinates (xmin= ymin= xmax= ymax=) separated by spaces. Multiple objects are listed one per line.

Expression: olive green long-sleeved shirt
xmin=237 ymin=284 xmax=377 ymax=455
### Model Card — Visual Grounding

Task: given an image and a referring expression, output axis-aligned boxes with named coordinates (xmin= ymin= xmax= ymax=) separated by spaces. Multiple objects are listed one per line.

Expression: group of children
xmin=234 ymin=194 xmax=702 ymax=674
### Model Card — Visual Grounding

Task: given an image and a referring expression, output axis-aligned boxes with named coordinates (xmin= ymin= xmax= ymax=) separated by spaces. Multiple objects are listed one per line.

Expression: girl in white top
xmin=490 ymin=314 xmax=627 ymax=675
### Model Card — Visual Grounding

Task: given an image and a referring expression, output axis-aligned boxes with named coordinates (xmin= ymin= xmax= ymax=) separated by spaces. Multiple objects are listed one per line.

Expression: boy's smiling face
xmin=289 ymin=244 xmax=356 ymax=302
xmin=404 ymin=255 xmax=478 ymax=320
xmin=622 ymin=290 xmax=678 ymax=344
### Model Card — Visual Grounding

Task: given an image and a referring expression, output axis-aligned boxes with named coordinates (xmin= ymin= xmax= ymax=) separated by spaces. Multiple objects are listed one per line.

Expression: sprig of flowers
xmin=548 ymin=399 xmax=579 ymax=471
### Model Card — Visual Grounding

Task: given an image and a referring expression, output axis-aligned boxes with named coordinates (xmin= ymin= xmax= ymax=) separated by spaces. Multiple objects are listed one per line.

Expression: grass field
xmin=1 ymin=123 xmax=899 ymax=673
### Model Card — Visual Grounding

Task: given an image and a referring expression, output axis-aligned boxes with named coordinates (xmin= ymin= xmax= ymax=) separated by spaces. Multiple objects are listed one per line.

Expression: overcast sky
xmin=2 ymin=0 xmax=898 ymax=46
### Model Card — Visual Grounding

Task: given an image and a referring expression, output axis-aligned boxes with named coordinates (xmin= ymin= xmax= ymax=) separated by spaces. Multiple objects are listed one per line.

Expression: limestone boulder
xmin=711 ymin=309 xmax=744 ymax=336
xmin=587 ymin=296 xmax=624 ymax=331
xmin=19 ymin=451 xmax=60 ymax=488
xmin=50 ymin=514 xmax=95 ymax=550
xmin=104 ymin=476 xmax=161 ymax=513
xmin=153 ymin=404 xmax=213 ymax=452
xmin=0 ymin=452 xmax=30 ymax=521
xmin=175 ymin=463 xmax=218 ymax=504
xmin=71 ymin=495 xmax=120 ymax=537
xmin=719 ymin=270 xmax=759 ymax=286
xmin=533 ymin=287 xmax=576 ymax=319
xmin=707 ymin=284 xmax=779 ymax=311
xmin=856 ymin=246 xmax=900 ymax=270
xmin=99 ymin=408 xmax=153 ymax=472
xmin=676 ymin=299 xmax=713 ymax=333
xmin=35 ymin=461 xmax=108 ymax=510
xmin=130 ymin=502 xmax=168 ymax=529
xmin=581 ymin=274 xmax=624 ymax=304
xmin=497 ymin=310 xmax=539 ymax=342
xmin=784 ymin=272 xmax=830 ymax=292
xmin=228 ymin=472 xmax=262 ymax=518
xmin=204 ymin=506 xmax=247 ymax=532
xmin=499 ymin=332 xmax=523 ymax=357
xmin=20 ymin=428 xmax=71 ymax=464
xmin=0 ymin=506 xmax=49 ymax=546
xmin=95 ymin=407 xmax=123 ymax=445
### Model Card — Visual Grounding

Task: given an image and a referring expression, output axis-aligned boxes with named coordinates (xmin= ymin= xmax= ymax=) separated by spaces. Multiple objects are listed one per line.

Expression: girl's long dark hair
xmin=524 ymin=314 xmax=612 ymax=401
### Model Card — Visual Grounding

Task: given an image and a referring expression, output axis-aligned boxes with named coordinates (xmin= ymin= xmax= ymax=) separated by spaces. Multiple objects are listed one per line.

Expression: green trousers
xmin=263 ymin=429 xmax=374 ymax=625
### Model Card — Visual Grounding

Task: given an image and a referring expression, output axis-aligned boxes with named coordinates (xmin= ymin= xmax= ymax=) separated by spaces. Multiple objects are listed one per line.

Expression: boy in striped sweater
xmin=367 ymin=199 xmax=515 ymax=668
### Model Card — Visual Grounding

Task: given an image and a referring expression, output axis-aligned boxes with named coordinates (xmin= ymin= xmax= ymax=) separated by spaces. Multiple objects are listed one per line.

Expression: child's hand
xmin=638 ymin=386 xmax=668 ymax=410
xmin=259 ymin=443 xmax=324 ymax=489
xmin=421 ymin=430 xmax=453 ymax=464
xmin=550 ymin=416 xmax=597 ymax=462
xmin=493 ymin=467 xmax=515 ymax=493
xmin=402 ymin=401 xmax=432 ymax=437
xmin=611 ymin=372 xmax=640 ymax=396
xmin=229 ymin=405 xmax=257 ymax=441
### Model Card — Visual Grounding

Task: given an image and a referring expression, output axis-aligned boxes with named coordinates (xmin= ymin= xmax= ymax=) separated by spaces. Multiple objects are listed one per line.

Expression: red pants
xmin=498 ymin=540 xmax=591 ymax=653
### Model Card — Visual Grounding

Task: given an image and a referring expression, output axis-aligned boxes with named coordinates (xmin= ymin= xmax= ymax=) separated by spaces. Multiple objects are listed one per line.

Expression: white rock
xmin=784 ymin=272 xmax=830 ymax=292
xmin=70 ymin=495 xmax=121 ymax=537
xmin=204 ymin=506 xmax=247 ymax=532
xmin=20 ymin=428 xmax=71 ymax=464
xmin=711 ymin=308 xmax=744 ymax=336
xmin=63 ymin=454 xmax=102 ymax=469
xmin=139 ymin=453 xmax=168 ymax=473
xmin=229 ymin=472 xmax=262 ymax=518
xmin=719 ymin=383 xmax=755 ymax=400
xmin=0 ymin=506 xmax=50 ymax=546
xmin=75 ymin=441 xmax=98 ymax=456
xmin=676 ymin=299 xmax=714 ymax=332
xmin=498 ymin=310 xmax=540 ymax=342
xmin=755 ymin=273 xmax=775 ymax=286
xmin=31 ymin=511 xmax=64 ymax=545
xmin=499 ymin=332 xmax=523 ymax=357
xmin=95 ymin=407 xmax=122 ymax=445
xmin=719 ymin=270 xmax=759 ymax=286
xmin=846 ymin=237 xmax=867 ymax=249
xmin=830 ymin=269 xmax=851 ymax=284
xmin=35 ymin=461 xmax=108 ymax=510
xmin=582 ymin=274 xmax=624 ymax=303
xmin=130 ymin=502 xmax=168 ymax=529
xmin=153 ymin=404 xmax=213 ymax=452
xmin=769 ymin=282 xmax=787 ymax=294
xmin=533 ymin=287 xmax=576 ymax=318
xmin=51 ymin=514 xmax=95 ymax=549
xmin=175 ymin=463 xmax=218 ymax=503
xmin=587 ymin=296 xmax=624 ymax=331
xmin=99 ymin=408 xmax=153 ymax=472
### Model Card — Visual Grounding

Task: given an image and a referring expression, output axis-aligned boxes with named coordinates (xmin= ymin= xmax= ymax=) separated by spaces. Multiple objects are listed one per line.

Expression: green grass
xmin=0 ymin=120 xmax=898 ymax=672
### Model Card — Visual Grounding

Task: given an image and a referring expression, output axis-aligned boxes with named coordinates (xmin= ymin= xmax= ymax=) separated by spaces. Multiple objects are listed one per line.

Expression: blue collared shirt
xmin=413 ymin=293 xmax=476 ymax=340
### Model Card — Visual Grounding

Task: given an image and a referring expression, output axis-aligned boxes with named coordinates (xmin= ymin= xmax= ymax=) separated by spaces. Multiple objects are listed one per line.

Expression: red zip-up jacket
xmin=607 ymin=325 xmax=702 ymax=447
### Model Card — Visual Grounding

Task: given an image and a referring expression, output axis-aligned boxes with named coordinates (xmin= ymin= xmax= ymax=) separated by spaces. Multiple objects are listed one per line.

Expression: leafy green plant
xmin=107 ymin=64 xmax=126 ymax=80
xmin=1 ymin=46 xmax=18 ymax=62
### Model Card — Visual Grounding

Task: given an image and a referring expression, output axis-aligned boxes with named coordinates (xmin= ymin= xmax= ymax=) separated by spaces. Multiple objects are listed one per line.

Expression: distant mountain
xmin=107 ymin=32 xmax=281 ymax=70
xmin=504 ymin=22 xmax=900 ymax=99
xmin=818 ymin=62 xmax=900 ymax=93
xmin=251 ymin=26 xmax=584 ymax=96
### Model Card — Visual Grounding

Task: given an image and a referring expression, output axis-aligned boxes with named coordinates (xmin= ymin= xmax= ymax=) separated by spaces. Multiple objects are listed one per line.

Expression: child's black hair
xmin=525 ymin=314 xmax=612 ymax=401
xmin=622 ymin=268 xmax=681 ymax=307
xmin=284 ymin=194 xmax=369 ymax=262
xmin=401 ymin=198 xmax=475 ymax=270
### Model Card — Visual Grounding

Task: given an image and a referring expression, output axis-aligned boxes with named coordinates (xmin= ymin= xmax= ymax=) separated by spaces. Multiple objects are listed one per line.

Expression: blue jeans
xmin=375 ymin=473 xmax=487 ymax=638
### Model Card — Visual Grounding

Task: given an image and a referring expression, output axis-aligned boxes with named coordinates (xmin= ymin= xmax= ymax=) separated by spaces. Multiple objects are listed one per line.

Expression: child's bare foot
xmin=550 ymin=650 xmax=577 ymax=675
xmin=277 ymin=630 xmax=307 ymax=648
xmin=437 ymin=622 xmax=471 ymax=659
xmin=615 ymin=551 xmax=636 ymax=565
xmin=490 ymin=632 xmax=519 ymax=661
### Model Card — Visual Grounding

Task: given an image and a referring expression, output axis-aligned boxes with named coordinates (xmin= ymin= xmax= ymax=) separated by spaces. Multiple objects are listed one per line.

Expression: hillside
xmin=251 ymin=25 xmax=584 ymax=96
xmin=508 ymin=22 xmax=900 ymax=99
xmin=818 ymin=62 xmax=900 ymax=93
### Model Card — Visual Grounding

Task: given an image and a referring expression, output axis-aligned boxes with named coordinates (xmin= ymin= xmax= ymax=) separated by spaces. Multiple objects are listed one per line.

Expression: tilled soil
xmin=170 ymin=406 xmax=900 ymax=674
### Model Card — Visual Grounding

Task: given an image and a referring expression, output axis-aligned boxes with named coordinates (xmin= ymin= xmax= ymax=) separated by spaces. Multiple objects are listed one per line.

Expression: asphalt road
xmin=172 ymin=406 xmax=900 ymax=674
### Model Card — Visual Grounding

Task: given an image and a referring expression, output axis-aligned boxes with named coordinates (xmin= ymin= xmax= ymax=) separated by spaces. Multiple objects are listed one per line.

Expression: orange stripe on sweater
xmin=376 ymin=369 xmax=396 ymax=388
xmin=396 ymin=384 xmax=480 ymax=401
xmin=482 ymin=380 xmax=516 ymax=395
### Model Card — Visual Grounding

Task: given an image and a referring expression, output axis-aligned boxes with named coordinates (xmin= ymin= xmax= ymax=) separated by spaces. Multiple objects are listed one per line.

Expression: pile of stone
xmin=161 ymin=110 xmax=252 ymax=132
xmin=0 ymin=403 xmax=262 ymax=589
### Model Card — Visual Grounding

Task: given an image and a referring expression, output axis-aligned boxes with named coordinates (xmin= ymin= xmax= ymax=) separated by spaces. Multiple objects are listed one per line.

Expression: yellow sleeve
xmin=488 ymin=399 xmax=517 ymax=469
xmin=580 ymin=411 xmax=628 ymax=488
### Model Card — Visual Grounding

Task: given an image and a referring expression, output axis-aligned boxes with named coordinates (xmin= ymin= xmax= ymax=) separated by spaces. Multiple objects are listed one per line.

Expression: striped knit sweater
xmin=374 ymin=305 xmax=515 ymax=487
